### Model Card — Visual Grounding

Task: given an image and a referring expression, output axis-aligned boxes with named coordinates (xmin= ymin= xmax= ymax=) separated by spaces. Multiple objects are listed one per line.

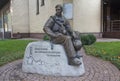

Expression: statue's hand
xmin=72 ymin=32 xmax=77 ymax=39
xmin=54 ymin=33 xmax=63 ymax=37
xmin=57 ymin=33 xmax=63 ymax=36
xmin=63 ymin=30 xmax=67 ymax=35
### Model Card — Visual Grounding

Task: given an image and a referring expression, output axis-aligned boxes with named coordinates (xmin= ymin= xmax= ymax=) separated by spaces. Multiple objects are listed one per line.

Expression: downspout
xmin=10 ymin=0 xmax=13 ymax=38
xmin=100 ymin=0 xmax=103 ymax=37
xmin=1 ymin=12 xmax=4 ymax=39
xmin=28 ymin=0 xmax=30 ymax=37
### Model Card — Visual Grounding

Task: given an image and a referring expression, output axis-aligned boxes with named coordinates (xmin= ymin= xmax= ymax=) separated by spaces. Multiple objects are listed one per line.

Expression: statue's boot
xmin=76 ymin=54 xmax=83 ymax=59
xmin=75 ymin=51 xmax=83 ymax=59
xmin=69 ymin=57 xmax=82 ymax=66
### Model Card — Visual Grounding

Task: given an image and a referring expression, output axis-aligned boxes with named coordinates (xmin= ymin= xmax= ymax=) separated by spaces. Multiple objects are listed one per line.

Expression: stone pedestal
xmin=22 ymin=41 xmax=85 ymax=76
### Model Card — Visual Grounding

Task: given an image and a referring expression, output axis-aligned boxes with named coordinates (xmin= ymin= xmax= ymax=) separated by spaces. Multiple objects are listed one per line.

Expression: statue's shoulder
xmin=49 ymin=15 xmax=56 ymax=20
xmin=62 ymin=16 xmax=67 ymax=20
xmin=62 ymin=16 xmax=69 ymax=24
xmin=47 ymin=15 xmax=55 ymax=22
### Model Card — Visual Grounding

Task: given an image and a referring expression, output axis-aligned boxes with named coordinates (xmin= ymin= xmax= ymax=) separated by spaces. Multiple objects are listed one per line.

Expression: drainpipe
xmin=10 ymin=0 xmax=13 ymax=38
xmin=28 ymin=0 xmax=30 ymax=37
xmin=101 ymin=0 xmax=103 ymax=37
xmin=1 ymin=13 xmax=4 ymax=39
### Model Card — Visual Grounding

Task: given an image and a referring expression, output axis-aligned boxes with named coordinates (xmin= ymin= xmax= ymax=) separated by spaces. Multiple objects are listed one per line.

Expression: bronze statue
xmin=43 ymin=4 xmax=82 ymax=66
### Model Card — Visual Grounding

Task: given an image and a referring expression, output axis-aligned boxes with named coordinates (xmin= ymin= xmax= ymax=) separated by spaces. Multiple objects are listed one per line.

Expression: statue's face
xmin=56 ymin=7 xmax=62 ymax=16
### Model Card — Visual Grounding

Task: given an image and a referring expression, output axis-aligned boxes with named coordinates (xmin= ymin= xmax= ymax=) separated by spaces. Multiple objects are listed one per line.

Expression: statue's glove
xmin=72 ymin=32 xmax=78 ymax=39
xmin=60 ymin=25 xmax=67 ymax=35
xmin=54 ymin=33 xmax=63 ymax=38
xmin=62 ymin=29 xmax=67 ymax=35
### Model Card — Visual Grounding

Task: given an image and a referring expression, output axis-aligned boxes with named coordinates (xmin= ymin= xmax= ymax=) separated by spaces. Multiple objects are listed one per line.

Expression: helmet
xmin=73 ymin=39 xmax=82 ymax=51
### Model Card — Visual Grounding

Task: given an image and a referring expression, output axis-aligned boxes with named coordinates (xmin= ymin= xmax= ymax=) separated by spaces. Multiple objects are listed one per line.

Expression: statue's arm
xmin=43 ymin=17 xmax=56 ymax=37
xmin=64 ymin=19 xmax=78 ymax=39
xmin=64 ymin=19 xmax=73 ymax=35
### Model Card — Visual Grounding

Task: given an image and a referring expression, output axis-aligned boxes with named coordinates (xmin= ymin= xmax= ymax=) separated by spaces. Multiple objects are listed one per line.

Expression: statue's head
xmin=55 ymin=4 xmax=63 ymax=16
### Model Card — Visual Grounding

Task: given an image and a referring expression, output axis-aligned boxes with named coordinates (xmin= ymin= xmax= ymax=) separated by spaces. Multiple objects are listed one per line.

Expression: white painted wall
xmin=11 ymin=0 xmax=29 ymax=33
xmin=10 ymin=0 xmax=101 ymax=34
xmin=73 ymin=0 xmax=101 ymax=33
xmin=29 ymin=0 xmax=63 ymax=33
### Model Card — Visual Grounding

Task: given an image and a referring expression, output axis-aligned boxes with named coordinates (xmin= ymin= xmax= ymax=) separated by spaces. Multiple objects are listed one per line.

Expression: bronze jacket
xmin=43 ymin=15 xmax=73 ymax=38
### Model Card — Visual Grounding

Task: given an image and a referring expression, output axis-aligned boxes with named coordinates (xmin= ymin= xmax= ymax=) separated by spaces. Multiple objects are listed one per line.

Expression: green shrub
xmin=81 ymin=34 xmax=96 ymax=45
xmin=43 ymin=34 xmax=96 ymax=45
xmin=43 ymin=34 xmax=50 ymax=41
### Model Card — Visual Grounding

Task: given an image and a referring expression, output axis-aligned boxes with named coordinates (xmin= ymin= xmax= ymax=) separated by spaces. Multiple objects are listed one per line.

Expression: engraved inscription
xmin=33 ymin=47 xmax=61 ymax=57
xmin=26 ymin=45 xmax=61 ymax=65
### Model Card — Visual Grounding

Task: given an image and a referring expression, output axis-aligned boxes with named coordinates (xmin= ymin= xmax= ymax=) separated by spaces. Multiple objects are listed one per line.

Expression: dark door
xmin=102 ymin=0 xmax=120 ymax=38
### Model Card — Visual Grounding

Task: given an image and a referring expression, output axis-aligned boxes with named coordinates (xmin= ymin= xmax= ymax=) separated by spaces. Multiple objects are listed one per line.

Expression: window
xmin=41 ymin=0 xmax=45 ymax=6
xmin=36 ymin=0 xmax=45 ymax=15
xmin=36 ymin=0 xmax=39 ymax=15
xmin=63 ymin=3 xmax=73 ymax=19
xmin=3 ymin=10 xmax=11 ymax=32
xmin=3 ymin=12 xmax=8 ymax=32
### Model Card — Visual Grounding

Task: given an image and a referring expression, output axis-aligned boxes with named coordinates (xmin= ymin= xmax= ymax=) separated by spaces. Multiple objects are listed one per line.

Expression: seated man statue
xmin=43 ymin=4 xmax=82 ymax=66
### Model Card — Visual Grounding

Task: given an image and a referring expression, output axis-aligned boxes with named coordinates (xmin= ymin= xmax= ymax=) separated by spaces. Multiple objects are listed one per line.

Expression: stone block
xmin=22 ymin=41 xmax=85 ymax=76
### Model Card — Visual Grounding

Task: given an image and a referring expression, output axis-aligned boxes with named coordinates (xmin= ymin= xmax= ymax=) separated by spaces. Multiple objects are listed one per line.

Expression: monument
xmin=43 ymin=4 xmax=82 ymax=66
xmin=22 ymin=41 xmax=85 ymax=76
xmin=22 ymin=4 xmax=85 ymax=76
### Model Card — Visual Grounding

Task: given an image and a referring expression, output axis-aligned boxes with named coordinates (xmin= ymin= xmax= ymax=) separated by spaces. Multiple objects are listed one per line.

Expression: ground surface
xmin=97 ymin=38 xmax=120 ymax=42
xmin=0 ymin=48 xmax=120 ymax=81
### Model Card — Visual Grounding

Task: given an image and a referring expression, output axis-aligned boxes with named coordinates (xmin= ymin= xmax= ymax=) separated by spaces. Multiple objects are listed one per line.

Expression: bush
xmin=43 ymin=33 xmax=96 ymax=45
xmin=43 ymin=34 xmax=50 ymax=41
xmin=80 ymin=34 xmax=96 ymax=45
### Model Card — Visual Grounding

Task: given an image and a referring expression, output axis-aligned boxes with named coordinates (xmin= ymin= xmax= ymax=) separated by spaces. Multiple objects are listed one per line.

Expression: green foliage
xmin=43 ymin=34 xmax=96 ymax=45
xmin=84 ymin=42 xmax=120 ymax=70
xmin=0 ymin=40 xmax=33 ymax=66
xmin=43 ymin=34 xmax=50 ymax=41
xmin=81 ymin=34 xmax=96 ymax=45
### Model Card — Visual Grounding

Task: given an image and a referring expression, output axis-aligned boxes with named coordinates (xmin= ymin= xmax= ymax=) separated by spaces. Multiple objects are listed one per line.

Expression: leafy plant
xmin=43 ymin=34 xmax=50 ymax=41
xmin=81 ymin=34 xmax=96 ymax=45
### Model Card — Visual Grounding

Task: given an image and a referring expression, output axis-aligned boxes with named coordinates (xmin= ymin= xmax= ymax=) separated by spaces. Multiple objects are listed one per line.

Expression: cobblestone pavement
xmin=0 ymin=49 xmax=120 ymax=81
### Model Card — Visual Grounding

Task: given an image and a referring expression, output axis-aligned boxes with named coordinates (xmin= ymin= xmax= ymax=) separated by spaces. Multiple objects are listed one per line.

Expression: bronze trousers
xmin=52 ymin=35 xmax=76 ymax=58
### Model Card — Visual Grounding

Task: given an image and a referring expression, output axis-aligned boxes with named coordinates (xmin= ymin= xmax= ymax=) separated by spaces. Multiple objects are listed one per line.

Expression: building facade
xmin=0 ymin=0 xmax=120 ymax=39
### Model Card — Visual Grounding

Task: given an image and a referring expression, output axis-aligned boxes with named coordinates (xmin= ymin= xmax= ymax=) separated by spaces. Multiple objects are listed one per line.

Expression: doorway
xmin=102 ymin=0 xmax=120 ymax=38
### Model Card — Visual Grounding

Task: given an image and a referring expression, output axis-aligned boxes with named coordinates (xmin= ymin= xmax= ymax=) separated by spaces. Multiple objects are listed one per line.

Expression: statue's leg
xmin=73 ymin=40 xmax=82 ymax=51
xmin=73 ymin=39 xmax=83 ymax=58
xmin=72 ymin=31 xmax=83 ymax=58
xmin=53 ymin=35 xmax=76 ymax=57
xmin=53 ymin=35 xmax=81 ymax=66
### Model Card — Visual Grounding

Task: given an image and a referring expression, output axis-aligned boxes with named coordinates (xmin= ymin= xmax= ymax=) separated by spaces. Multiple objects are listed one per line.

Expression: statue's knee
xmin=75 ymin=44 xmax=82 ymax=50
xmin=64 ymin=36 xmax=71 ymax=40
xmin=73 ymin=40 xmax=82 ymax=50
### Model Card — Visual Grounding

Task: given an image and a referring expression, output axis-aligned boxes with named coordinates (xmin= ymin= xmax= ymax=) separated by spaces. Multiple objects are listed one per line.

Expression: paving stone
xmin=0 ymin=48 xmax=120 ymax=81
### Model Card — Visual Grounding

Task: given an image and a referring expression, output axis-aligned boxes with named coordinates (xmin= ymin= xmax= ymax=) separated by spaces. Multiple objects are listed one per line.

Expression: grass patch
xmin=84 ymin=42 xmax=120 ymax=70
xmin=0 ymin=39 xmax=34 ymax=66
